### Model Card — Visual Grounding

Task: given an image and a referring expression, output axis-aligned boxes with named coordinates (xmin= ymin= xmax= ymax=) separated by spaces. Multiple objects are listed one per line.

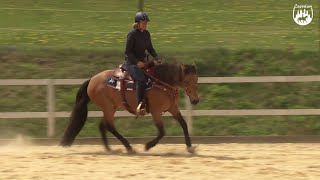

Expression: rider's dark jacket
xmin=125 ymin=29 xmax=158 ymax=65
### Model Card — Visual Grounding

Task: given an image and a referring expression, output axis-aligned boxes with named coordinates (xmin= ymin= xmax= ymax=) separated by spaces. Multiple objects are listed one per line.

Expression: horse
xmin=298 ymin=15 xmax=308 ymax=23
xmin=60 ymin=62 xmax=199 ymax=154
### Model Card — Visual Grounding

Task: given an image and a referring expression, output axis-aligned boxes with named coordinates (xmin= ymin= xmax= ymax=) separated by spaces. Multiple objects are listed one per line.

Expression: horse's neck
xmin=153 ymin=64 xmax=183 ymax=87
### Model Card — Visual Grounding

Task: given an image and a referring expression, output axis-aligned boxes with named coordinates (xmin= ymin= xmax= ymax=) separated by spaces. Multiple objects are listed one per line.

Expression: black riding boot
xmin=136 ymin=81 xmax=146 ymax=115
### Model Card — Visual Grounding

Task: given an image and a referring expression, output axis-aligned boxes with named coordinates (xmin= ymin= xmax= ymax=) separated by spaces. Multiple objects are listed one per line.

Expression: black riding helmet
xmin=135 ymin=12 xmax=150 ymax=22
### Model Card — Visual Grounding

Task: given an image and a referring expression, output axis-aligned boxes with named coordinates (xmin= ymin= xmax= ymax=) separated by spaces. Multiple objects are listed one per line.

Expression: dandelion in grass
xmin=30 ymin=36 xmax=38 ymax=40
xmin=117 ymin=39 xmax=124 ymax=43
xmin=38 ymin=39 xmax=48 ymax=43
xmin=30 ymin=32 xmax=38 ymax=36
xmin=94 ymin=39 xmax=107 ymax=44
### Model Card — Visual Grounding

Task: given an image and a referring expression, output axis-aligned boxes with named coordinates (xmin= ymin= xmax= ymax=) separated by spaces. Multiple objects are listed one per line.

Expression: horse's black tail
xmin=60 ymin=79 xmax=91 ymax=147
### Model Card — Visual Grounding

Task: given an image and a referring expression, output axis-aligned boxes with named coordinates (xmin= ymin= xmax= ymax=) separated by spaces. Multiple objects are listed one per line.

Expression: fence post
xmin=137 ymin=0 xmax=144 ymax=11
xmin=185 ymin=95 xmax=193 ymax=135
xmin=47 ymin=79 xmax=55 ymax=138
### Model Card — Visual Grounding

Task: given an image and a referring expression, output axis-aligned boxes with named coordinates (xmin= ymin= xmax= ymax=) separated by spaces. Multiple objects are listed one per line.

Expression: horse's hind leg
xmin=99 ymin=120 xmax=111 ymax=151
xmin=102 ymin=111 xmax=135 ymax=154
xmin=145 ymin=112 xmax=165 ymax=151
xmin=106 ymin=122 xmax=135 ymax=154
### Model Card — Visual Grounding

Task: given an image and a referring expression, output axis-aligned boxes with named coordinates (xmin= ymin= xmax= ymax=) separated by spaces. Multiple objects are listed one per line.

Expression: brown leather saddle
xmin=113 ymin=64 xmax=133 ymax=81
xmin=112 ymin=64 xmax=149 ymax=116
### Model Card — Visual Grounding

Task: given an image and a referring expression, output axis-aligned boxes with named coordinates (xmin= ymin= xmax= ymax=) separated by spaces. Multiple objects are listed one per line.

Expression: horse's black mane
xmin=153 ymin=63 xmax=196 ymax=86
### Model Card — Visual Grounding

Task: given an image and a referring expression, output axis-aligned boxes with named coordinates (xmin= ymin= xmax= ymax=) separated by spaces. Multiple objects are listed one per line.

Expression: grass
xmin=0 ymin=0 xmax=318 ymax=51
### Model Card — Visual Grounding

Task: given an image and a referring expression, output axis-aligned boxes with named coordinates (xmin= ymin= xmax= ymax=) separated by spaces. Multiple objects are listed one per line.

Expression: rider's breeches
xmin=126 ymin=65 xmax=147 ymax=103
xmin=136 ymin=81 xmax=146 ymax=103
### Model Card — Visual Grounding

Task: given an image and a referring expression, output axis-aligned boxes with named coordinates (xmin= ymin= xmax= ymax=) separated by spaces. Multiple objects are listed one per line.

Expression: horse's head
xmin=181 ymin=64 xmax=199 ymax=105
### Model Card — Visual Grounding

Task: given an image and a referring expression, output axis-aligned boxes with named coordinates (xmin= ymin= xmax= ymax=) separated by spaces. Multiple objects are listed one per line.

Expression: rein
xmin=142 ymin=69 xmax=176 ymax=91
xmin=142 ymin=69 xmax=179 ymax=101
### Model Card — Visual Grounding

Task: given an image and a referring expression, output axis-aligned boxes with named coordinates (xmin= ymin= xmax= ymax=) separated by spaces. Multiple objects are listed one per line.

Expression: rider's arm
xmin=125 ymin=32 xmax=138 ymax=65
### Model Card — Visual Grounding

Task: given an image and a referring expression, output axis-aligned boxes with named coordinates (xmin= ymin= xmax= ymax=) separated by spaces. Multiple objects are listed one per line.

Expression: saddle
xmin=113 ymin=64 xmax=133 ymax=81
xmin=111 ymin=64 xmax=152 ymax=116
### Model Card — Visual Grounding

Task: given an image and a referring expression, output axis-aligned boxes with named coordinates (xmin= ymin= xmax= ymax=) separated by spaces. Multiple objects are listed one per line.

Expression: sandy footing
xmin=1 ymin=140 xmax=319 ymax=180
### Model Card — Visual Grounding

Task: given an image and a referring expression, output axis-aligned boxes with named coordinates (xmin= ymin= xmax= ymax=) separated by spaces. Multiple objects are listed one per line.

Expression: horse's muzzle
xmin=191 ymin=99 xmax=199 ymax=105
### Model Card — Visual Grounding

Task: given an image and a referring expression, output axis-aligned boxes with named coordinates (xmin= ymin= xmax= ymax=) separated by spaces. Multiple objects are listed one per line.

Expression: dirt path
xmin=1 ymin=141 xmax=319 ymax=180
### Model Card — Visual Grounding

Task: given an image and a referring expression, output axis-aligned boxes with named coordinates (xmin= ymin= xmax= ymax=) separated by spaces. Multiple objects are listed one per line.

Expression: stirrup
xmin=136 ymin=102 xmax=146 ymax=116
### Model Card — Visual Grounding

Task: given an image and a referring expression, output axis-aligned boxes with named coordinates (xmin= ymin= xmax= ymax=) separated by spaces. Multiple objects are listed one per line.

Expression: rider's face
xmin=138 ymin=21 xmax=148 ymax=32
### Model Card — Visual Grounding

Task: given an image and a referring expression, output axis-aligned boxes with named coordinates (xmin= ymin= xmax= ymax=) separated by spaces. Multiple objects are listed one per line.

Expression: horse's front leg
xmin=145 ymin=112 xmax=165 ymax=151
xmin=168 ymin=106 xmax=196 ymax=154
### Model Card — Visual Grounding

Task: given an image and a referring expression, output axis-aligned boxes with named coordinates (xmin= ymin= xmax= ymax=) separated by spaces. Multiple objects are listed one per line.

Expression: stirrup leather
xmin=136 ymin=102 xmax=146 ymax=116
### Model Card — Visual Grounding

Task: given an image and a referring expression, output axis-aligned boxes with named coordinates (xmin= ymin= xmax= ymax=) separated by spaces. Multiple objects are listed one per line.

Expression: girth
xmin=119 ymin=78 xmax=137 ymax=115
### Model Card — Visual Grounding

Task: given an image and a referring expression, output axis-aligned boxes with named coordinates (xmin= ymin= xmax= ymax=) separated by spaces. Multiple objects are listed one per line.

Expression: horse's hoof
xmin=145 ymin=143 xmax=154 ymax=151
xmin=105 ymin=146 xmax=112 ymax=152
xmin=128 ymin=148 xmax=137 ymax=154
xmin=187 ymin=146 xmax=197 ymax=154
xmin=145 ymin=145 xmax=150 ymax=151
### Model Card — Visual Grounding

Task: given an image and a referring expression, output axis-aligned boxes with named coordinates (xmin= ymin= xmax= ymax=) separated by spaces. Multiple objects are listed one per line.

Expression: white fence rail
xmin=1 ymin=76 xmax=320 ymax=138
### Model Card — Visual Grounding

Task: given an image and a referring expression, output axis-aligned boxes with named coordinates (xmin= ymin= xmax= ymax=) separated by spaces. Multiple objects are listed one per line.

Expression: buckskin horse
xmin=60 ymin=62 xmax=199 ymax=154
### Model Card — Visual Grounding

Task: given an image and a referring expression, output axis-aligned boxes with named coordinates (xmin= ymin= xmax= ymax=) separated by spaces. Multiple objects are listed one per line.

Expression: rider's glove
xmin=154 ymin=56 xmax=162 ymax=64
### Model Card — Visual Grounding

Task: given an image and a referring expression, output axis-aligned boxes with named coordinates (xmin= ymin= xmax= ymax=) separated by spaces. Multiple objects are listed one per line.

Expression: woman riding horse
xmin=125 ymin=12 xmax=161 ymax=115
xmin=60 ymin=13 xmax=199 ymax=154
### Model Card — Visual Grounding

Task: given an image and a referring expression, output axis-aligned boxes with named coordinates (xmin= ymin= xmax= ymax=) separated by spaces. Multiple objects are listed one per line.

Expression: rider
xmin=125 ymin=12 xmax=161 ymax=115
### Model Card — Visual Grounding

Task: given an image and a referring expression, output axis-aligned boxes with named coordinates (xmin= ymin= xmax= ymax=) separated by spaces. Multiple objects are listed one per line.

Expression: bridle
xmin=142 ymin=63 xmax=193 ymax=103
xmin=142 ymin=64 xmax=184 ymax=99
xmin=142 ymin=69 xmax=179 ymax=97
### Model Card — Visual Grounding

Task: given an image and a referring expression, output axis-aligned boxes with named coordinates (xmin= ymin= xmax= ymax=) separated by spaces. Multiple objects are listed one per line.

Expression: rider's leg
xmin=136 ymin=80 xmax=147 ymax=113
xmin=134 ymin=68 xmax=147 ymax=114
xmin=126 ymin=65 xmax=147 ymax=114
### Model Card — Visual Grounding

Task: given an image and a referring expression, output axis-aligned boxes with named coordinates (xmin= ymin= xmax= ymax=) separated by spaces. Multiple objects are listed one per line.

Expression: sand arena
xmin=1 ymin=137 xmax=319 ymax=180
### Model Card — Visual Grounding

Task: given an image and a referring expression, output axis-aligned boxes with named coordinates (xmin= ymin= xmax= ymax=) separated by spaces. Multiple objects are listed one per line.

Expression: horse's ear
xmin=183 ymin=64 xmax=197 ymax=74
xmin=191 ymin=64 xmax=197 ymax=72
xmin=192 ymin=60 xmax=199 ymax=67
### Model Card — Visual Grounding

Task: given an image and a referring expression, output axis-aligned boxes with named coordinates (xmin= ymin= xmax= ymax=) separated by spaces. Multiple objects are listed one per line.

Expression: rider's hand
xmin=153 ymin=60 xmax=161 ymax=65
xmin=146 ymin=61 xmax=155 ymax=68
xmin=155 ymin=56 xmax=162 ymax=64
xmin=137 ymin=61 xmax=145 ymax=68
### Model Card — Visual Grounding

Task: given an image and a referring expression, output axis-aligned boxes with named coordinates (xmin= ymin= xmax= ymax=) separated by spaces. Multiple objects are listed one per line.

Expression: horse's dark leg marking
xmin=145 ymin=123 xmax=165 ymax=151
xmin=172 ymin=112 xmax=192 ymax=148
xmin=105 ymin=122 xmax=134 ymax=153
xmin=99 ymin=120 xmax=111 ymax=151
xmin=145 ymin=112 xmax=165 ymax=151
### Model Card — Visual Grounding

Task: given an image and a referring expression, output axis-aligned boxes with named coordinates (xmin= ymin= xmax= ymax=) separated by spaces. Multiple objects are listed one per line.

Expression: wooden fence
xmin=1 ymin=76 xmax=320 ymax=137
